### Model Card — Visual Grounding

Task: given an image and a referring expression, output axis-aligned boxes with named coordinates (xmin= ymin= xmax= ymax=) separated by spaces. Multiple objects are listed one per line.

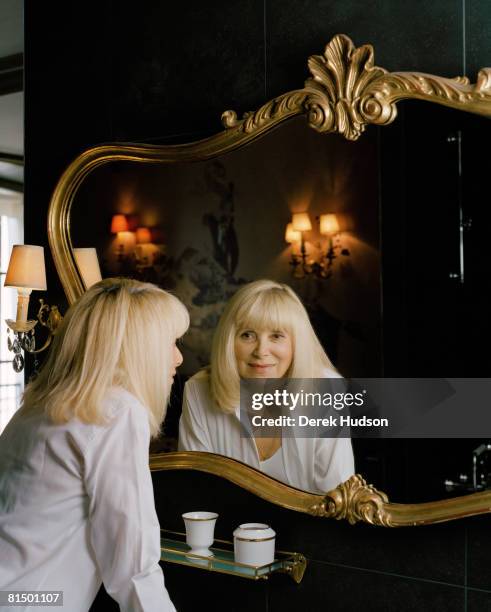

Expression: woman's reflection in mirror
xmin=178 ymin=279 xmax=354 ymax=493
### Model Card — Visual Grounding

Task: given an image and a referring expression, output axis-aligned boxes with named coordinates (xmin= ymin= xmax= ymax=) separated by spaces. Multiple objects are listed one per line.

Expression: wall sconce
xmin=134 ymin=227 xmax=154 ymax=269
xmin=135 ymin=227 xmax=151 ymax=244
xmin=111 ymin=214 xmax=128 ymax=233
xmin=4 ymin=245 xmax=63 ymax=372
xmin=285 ymin=223 xmax=301 ymax=275
xmin=286 ymin=212 xmax=350 ymax=279
xmin=110 ymin=214 xmax=135 ymax=261
xmin=285 ymin=223 xmax=301 ymax=246
xmin=109 ymin=216 xmax=162 ymax=275
xmin=287 ymin=213 xmax=311 ymax=277
xmin=319 ymin=213 xmax=350 ymax=276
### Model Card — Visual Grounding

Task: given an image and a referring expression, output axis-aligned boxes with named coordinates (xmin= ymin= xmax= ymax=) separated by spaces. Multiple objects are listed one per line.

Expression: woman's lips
xmin=248 ymin=363 xmax=275 ymax=369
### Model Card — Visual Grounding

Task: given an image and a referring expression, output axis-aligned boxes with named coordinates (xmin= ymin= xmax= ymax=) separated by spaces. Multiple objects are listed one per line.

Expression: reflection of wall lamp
xmin=134 ymin=227 xmax=153 ymax=269
xmin=73 ymin=248 xmax=103 ymax=289
xmin=136 ymin=227 xmax=151 ymax=244
xmin=110 ymin=214 xmax=135 ymax=261
xmin=4 ymin=245 xmax=63 ymax=372
xmin=286 ymin=212 xmax=350 ymax=279
xmin=110 ymin=215 xmax=157 ymax=268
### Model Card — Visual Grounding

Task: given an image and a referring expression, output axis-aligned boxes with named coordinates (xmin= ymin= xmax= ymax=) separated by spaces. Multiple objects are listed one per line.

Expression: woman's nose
xmin=252 ymin=337 xmax=270 ymax=356
xmin=174 ymin=345 xmax=183 ymax=367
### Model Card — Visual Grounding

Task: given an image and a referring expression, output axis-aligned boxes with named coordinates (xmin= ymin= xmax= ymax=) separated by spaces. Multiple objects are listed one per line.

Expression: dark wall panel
xmin=266 ymin=0 xmax=463 ymax=98
xmin=109 ymin=0 xmax=265 ymax=141
xmin=466 ymin=0 xmax=491 ymax=77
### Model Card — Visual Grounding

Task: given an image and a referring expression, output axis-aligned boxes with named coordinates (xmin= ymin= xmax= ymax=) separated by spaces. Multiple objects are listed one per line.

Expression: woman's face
xmin=234 ymin=327 xmax=293 ymax=378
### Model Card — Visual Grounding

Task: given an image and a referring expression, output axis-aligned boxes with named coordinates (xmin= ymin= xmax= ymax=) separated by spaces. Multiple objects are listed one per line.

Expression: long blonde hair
xmin=22 ymin=278 xmax=189 ymax=437
xmin=210 ymin=279 xmax=336 ymax=413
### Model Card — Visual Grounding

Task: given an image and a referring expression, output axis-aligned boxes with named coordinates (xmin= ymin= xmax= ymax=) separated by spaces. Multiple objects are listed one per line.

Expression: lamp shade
xmin=4 ymin=245 xmax=47 ymax=290
xmin=285 ymin=223 xmax=301 ymax=244
xmin=319 ymin=213 xmax=340 ymax=235
xmin=292 ymin=212 xmax=312 ymax=232
xmin=73 ymin=248 xmax=102 ymax=289
xmin=135 ymin=227 xmax=152 ymax=244
xmin=111 ymin=214 xmax=129 ymax=233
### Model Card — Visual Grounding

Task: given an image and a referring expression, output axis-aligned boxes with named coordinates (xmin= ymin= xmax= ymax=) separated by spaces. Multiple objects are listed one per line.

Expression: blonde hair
xmin=22 ymin=278 xmax=189 ymax=437
xmin=210 ymin=279 xmax=336 ymax=413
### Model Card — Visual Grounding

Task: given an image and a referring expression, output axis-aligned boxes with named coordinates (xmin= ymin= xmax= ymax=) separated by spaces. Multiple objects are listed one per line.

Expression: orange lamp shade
xmin=111 ymin=214 xmax=129 ymax=233
xmin=135 ymin=227 xmax=152 ymax=244
xmin=319 ymin=213 xmax=340 ymax=235
xmin=292 ymin=212 xmax=312 ymax=232
xmin=285 ymin=223 xmax=301 ymax=244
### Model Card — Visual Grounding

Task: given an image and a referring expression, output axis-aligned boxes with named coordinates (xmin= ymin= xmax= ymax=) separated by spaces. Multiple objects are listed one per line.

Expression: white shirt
xmin=178 ymin=372 xmax=355 ymax=494
xmin=259 ymin=448 xmax=288 ymax=483
xmin=0 ymin=387 xmax=176 ymax=612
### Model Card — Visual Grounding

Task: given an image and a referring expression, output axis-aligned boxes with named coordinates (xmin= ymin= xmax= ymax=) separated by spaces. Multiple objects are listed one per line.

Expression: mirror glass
xmin=71 ymin=116 xmax=380 ymax=495
xmin=68 ymin=107 xmax=491 ymax=503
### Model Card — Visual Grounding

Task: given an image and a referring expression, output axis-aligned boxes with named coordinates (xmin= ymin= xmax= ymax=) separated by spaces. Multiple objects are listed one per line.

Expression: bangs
xmin=235 ymin=289 xmax=296 ymax=334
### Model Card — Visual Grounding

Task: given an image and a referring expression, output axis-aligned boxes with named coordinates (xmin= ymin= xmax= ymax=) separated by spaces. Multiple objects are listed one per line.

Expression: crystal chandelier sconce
xmin=286 ymin=212 xmax=350 ymax=279
xmin=4 ymin=245 xmax=63 ymax=372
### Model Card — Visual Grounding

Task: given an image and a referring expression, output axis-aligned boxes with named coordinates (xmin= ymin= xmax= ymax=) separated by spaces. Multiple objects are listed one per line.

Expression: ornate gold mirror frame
xmin=150 ymin=452 xmax=491 ymax=527
xmin=48 ymin=34 xmax=491 ymax=526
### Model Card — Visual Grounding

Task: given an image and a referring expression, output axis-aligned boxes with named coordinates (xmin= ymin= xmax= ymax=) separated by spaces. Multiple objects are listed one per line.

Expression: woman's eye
xmin=271 ymin=332 xmax=285 ymax=340
xmin=240 ymin=331 xmax=255 ymax=340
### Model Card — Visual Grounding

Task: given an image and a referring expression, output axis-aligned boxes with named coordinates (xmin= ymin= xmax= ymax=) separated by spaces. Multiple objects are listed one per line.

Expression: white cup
xmin=233 ymin=523 xmax=276 ymax=566
xmin=182 ymin=511 xmax=218 ymax=557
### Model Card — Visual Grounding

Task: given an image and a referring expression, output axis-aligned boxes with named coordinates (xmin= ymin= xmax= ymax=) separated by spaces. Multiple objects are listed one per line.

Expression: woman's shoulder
xmin=81 ymin=387 xmax=151 ymax=448
xmin=99 ymin=387 xmax=149 ymax=430
xmin=104 ymin=385 xmax=145 ymax=409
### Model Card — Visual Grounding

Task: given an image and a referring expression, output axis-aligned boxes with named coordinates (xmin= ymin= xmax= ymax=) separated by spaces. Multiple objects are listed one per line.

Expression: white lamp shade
xmin=4 ymin=245 xmax=47 ymax=290
xmin=320 ymin=213 xmax=340 ymax=235
xmin=73 ymin=248 xmax=102 ymax=288
xmin=285 ymin=223 xmax=301 ymax=243
xmin=292 ymin=212 xmax=312 ymax=232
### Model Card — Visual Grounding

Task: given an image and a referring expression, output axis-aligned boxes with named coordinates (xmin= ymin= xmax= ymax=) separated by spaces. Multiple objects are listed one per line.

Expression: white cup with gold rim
xmin=182 ymin=511 xmax=218 ymax=557
xmin=233 ymin=523 xmax=276 ymax=566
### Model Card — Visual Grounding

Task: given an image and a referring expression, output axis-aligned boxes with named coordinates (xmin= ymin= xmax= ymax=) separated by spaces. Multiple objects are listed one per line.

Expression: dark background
xmin=24 ymin=1 xmax=491 ymax=610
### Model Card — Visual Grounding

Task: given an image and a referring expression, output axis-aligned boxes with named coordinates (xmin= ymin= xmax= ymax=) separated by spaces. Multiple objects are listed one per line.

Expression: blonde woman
xmin=0 ymin=278 xmax=189 ymax=612
xmin=178 ymin=279 xmax=354 ymax=494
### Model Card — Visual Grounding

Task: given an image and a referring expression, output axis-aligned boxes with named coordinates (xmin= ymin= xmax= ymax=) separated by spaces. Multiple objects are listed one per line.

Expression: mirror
xmin=48 ymin=34 xmax=491 ymax=525
xmin=69 ymin=117 xmax=381 ymax=376
xmin=68 ymin=116 xmax=379 ymax=496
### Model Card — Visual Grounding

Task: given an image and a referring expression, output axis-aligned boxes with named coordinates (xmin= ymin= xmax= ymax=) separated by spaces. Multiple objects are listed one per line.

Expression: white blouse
xmin=259 ymin=448 xmax=288 ymax=483
xmin=178 ymin=372 xmax=355 ymax=494
xmin=0 ymin=387 xmax=176 ymax=612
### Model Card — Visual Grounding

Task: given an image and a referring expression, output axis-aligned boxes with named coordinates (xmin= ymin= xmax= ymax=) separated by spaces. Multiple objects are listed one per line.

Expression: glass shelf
xmin=160 ymin=529 xmax=306 ymax=583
